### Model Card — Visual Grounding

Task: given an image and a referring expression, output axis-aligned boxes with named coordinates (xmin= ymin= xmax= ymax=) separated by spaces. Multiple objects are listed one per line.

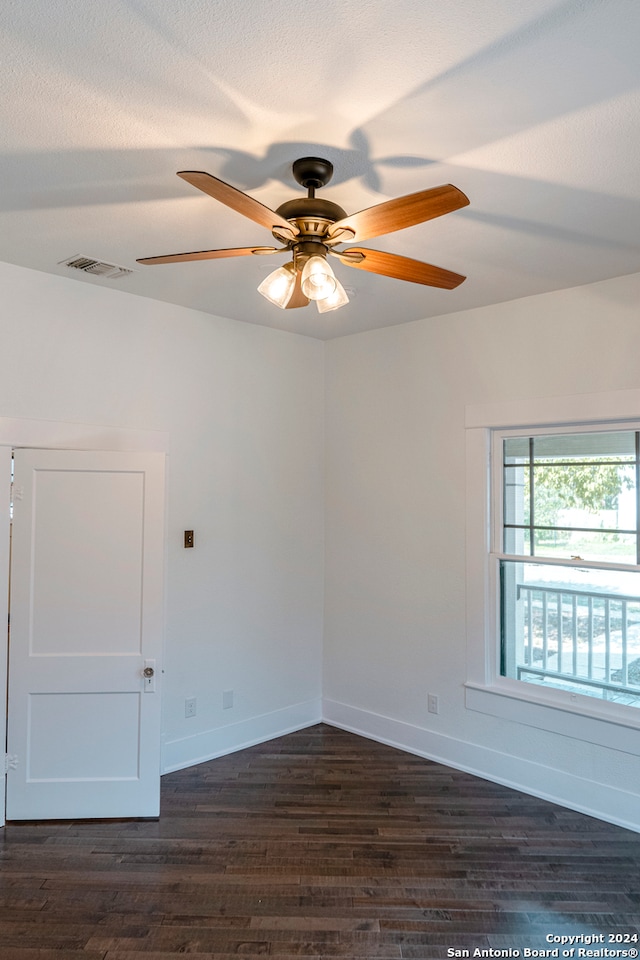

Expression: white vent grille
xmin=60 ymin=256 xmax=134 ymax=280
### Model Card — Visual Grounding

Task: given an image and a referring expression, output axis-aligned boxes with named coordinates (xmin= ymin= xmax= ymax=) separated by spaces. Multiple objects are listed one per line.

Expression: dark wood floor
xmin=0 ymin=724 xmax=638 ymax=959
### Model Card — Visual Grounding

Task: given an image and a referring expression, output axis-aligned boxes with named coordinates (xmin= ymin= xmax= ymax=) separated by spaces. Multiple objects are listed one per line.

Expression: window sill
xmin=465 ymin=680 xmax=640 ymax=756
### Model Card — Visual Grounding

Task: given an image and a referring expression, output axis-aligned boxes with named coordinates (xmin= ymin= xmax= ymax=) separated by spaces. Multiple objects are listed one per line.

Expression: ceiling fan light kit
xmin=300 ymin=255 xmax=337 ymax=301
xmin=137 ymin=156 xmax=469 ymax=315
xmin=256 ymin=261 xmax=297 ymax=309
xmin=316 ymin=278 xmax=350 ymax=313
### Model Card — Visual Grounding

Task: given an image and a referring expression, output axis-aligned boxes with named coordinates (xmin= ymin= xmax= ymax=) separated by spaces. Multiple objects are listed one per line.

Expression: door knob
xmin=143 ymin=666 xmax=155 ymax=678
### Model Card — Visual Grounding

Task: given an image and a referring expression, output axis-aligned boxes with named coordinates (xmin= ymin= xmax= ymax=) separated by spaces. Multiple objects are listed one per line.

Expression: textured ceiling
xmin=1 ymin=0 xmax=639 ymax=339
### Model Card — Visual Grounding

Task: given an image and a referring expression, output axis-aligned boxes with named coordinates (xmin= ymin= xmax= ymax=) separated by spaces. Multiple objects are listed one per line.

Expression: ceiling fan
xmin=137 ymin=157 xmax=469 ymax=313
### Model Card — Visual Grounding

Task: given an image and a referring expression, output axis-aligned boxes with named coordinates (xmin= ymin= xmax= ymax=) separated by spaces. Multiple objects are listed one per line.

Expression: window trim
xmin=465 ymin=390 xmax=640 ymax=755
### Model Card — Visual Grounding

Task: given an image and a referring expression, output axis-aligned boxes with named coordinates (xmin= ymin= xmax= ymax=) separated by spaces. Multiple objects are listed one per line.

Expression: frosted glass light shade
xmin=300 ymin=256 xmax=337 ymax=301
xmin=316 ymin=278 xmax=349 ymax=313
xmin=257 ymin=262 xmax=296 ymax=308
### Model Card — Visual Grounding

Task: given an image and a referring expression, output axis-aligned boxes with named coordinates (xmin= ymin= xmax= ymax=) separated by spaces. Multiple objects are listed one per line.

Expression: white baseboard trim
xmin=161 ymin=698 xmax=322 ymax=774
xmin=322 ymin=698 xmax=640 ymax=835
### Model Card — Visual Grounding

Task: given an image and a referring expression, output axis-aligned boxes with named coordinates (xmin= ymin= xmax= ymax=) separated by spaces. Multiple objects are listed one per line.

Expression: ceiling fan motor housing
xmin=275 ymin=197 xmax=347 ymax=225
xmin=275 ymin=197 xmax=347 ymax=237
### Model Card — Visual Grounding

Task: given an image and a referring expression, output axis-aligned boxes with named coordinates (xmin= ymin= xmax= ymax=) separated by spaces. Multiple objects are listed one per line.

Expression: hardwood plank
xmin=0 ymin=724 xmax=638 ymax=958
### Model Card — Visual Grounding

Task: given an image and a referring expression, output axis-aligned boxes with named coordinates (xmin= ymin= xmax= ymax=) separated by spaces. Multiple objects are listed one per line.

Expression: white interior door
xmin=6 ymin=449 xmax=165 ymax=820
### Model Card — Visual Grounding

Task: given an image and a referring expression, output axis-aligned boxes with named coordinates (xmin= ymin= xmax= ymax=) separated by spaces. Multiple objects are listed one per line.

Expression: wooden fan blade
xmin=337 ymin=247 xmax=466 ymax=289
xmin=328 ymin=184 xmax=469 ymax=243
xmin=137 ymin=246 xmax=278 ymax=265
xmin=178 ymin=171 xmax=299 ymax=238
xmin=285 ymin=270 xmax=310 ymax=309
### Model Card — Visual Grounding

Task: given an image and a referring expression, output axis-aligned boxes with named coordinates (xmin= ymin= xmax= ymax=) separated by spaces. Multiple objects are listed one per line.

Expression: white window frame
xmin=465 ymin=389 xmax=640 ymax=756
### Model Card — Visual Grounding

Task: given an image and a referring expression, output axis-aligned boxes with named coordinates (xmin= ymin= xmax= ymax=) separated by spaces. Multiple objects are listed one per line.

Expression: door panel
xmin=30 ymin=470 xmax=145 ymax=656
xmin=27 ymin=692 xmax=141 ymax=779
xmin=6 ymin=449 xmax=165 ymax=820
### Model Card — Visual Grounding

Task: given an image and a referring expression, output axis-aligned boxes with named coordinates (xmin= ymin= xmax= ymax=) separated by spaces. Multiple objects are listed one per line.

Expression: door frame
xmin=0 ymin=416 xmax=168 ymax=826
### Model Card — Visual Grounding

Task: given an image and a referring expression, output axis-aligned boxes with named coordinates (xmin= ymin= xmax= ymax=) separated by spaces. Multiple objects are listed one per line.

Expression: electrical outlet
xmin=185 ymin=697 xmax=196 ymax=718
xmin=427 ymin=693 xmax=439 ymax=715
xmin=222 ymin=689 xmax=234 ymax=710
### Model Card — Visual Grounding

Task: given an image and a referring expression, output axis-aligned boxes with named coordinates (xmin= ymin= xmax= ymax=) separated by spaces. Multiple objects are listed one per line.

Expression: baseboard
xmin=322 ymin=698 xmax=640 ymax=835
xmin=161 ymin=698 xmax=322 ymax=774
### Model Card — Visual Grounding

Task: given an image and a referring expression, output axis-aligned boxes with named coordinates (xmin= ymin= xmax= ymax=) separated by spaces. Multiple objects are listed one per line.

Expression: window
xmin=499 ymin=429 xmax=640 ymax=708
xmin=465 ymin=390 xmax=640 ymax=750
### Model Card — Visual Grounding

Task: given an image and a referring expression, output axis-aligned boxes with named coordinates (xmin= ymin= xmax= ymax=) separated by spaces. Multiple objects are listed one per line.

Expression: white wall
xmin=0 ymin=261 xmax=325 ymax=770
xmin=4 ymin=257 xmax=640 ymax=830
xmin=323 ymin=271 xmax=640 ymax=832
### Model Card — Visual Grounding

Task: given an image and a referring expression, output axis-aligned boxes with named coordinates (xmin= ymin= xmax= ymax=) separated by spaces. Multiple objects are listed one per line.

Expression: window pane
xmin=504 ymin=437 xmax=530 ymax=463
xmin=500 ymin=559 xmax=640 ymax=707
xmin=502 ymin=430 xmax=638 ymax=562
xmin=533 ymin=431 xmax=636 ymax=461
xmin=503 ymin=464 xmax=529 ymax=527
xmin=531 ymin=461 xmax=636 ymax=562
xmin=504 ymin=526 xmax=531 ymax=555
xmin=531 ymin=530 xmax=637 ymax=563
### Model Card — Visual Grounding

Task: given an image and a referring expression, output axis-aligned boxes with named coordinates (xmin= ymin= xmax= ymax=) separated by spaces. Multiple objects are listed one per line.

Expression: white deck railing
xmin=516 ymin=582 xmax=640 ymax=705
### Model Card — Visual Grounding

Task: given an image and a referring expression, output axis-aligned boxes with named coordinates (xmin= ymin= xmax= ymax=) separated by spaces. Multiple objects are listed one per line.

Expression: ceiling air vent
xmin=59 ymin=256 xmax=134 ymax=280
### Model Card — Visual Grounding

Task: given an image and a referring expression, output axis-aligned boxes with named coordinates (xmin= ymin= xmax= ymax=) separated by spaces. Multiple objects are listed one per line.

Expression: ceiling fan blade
xmin=285 ymin=270 xmax=310 ymax=309
xmin=137 ymin=246 xmax=278 ymax=265
xmin=328 ymin=184 xmax=469 ymax=243
xmin=337 ymin=247 xmax=466 ymax=289
xmin=178 ymin=171 xmax=299 ymax=238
